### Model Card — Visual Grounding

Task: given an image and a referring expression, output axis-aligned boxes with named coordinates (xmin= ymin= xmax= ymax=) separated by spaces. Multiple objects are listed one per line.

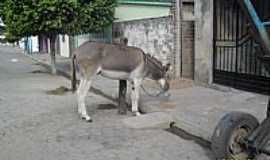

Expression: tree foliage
xmin=0 ymin=0 xmax=117 ymax=42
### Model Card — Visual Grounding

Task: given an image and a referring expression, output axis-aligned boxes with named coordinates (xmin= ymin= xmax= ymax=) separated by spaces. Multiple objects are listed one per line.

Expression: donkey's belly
xmin=100 ymin=69 xmax=131 ymax=80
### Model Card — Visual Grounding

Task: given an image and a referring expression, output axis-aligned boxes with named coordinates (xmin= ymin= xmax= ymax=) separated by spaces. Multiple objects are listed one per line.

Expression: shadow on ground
xmin=166 ymin=126 xmax=215 ymax=160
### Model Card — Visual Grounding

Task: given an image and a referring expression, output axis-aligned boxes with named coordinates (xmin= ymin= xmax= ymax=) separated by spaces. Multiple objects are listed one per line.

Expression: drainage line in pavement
xmin=167 ymin=122 xmax=211 ymax=149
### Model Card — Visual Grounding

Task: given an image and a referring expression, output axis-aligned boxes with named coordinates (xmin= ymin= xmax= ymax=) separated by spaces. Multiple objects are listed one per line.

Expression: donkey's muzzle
xmin=162 ymin=81 xmax=170 ymax=92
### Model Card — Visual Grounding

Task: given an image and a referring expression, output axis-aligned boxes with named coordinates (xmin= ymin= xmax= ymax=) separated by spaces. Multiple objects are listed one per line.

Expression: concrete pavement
xmin=142 ymin=86 xmax=268 ymax=141
xmin=23 ymin=50 xmax=269 ymax=143
xmin=0 ymin=45 xmax=213 ymax=160
xmin=28 ymin=53 xmax=120 ymax=102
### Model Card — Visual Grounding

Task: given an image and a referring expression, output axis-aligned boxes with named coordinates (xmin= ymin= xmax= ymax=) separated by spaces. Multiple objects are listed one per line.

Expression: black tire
xmin=211 ymin=112 xmax=259 ymax=160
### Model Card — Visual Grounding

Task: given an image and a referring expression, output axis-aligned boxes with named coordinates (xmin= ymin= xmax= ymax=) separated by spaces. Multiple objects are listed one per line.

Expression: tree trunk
xmin=49 ymin=35 xmax=57 ymax=74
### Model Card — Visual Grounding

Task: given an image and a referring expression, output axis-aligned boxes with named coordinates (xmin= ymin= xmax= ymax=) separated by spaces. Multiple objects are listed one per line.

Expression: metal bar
xmin=223 ymin=1 xmax=226 ymax=42
xmin=223 ymin=47 xmax=226 ymax=70
xmin=230 ymin=47 xmax=233 ymax=72
xmin=231 ymin=1 xmax=235 ymax=41
xmin=219 ymin=47 xmax=222 ymax=70
xmin=213 ymin=0 xmax=217 ymax=73
xmin=226 ymin=2 xmax=230 ymax=40
xmin=245 ymin=42 xmax=248 ymax=73
xmin=237 ymin=0 xmax=270 ymax=55
xmin=235 ymin=4 xmax=240 ymax=75
xmin=223 ymin=1 xmax=227 ymax=71
xmin=219 ymin=0 xmax=222 ymax=41
xmin=262 ymin=22 xmax=270 ymax=26
xmin=249 ymin=40 xmax=254 ymax=73
xmin=227 ymin=48 xmax=230 ymax=71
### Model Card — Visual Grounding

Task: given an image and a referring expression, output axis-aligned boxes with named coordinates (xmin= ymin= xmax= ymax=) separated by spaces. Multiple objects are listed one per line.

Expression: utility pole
xmin=175 ymin=0 xmax=182 ymax=78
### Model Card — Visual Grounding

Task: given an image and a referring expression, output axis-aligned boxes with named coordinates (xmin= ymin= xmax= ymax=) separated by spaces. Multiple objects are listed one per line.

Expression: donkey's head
xmin=144 ymin=54 xmax=170 ymax=92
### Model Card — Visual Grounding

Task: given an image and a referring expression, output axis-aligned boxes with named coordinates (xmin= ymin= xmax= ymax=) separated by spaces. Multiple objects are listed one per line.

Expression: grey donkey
xmin=71 ymin=41 xmax=170 ymax=122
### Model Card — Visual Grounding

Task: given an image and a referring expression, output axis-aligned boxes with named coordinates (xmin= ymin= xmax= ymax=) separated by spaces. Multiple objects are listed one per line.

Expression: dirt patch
xmin=97 ymin=103 xmax=117 ymax=110
xmin=45 ymin=86 xmax=71 ymax=96
xmin=169 ymin=79 xmax=194 ymax=89
xmin=159 ymin=102 xmax=177 ymax=109
xmin=32 ymin=62 xmax=43 ymax=66
xmin=30 ymin=69 xmax=50 ymax=74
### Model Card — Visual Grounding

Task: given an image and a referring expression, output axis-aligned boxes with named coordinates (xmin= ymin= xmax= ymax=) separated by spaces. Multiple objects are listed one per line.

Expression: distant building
xmin=0 ymin=18 xmax=4 ymax=27
xmin=0 ymin=18 xmax=5 ymax=43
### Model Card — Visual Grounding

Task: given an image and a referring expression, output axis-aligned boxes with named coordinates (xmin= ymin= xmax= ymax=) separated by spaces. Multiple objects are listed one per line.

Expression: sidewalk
xmin=25 ymin=51 xmax=269 ymax=142
xmin=28 ymin=53 xmax=120 ymax=102
xmin=141 ymin=86 xmax=268 ymax=141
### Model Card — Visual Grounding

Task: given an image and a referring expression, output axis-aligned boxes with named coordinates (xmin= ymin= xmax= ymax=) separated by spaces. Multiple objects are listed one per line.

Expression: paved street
xmin=0 ymin=45 xmax=213 ymax=160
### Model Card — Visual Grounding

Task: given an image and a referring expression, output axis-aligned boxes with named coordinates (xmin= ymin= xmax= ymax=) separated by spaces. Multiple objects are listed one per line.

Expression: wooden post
xmin=119 ymin=80 xmax=127 ymax=114
xmin=118 ymin=37 xmax=128 ymax=114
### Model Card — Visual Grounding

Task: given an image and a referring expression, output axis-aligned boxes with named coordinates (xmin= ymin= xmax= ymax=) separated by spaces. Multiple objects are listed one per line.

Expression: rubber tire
xmin=211 ymin=111 xmax=259 ymax=160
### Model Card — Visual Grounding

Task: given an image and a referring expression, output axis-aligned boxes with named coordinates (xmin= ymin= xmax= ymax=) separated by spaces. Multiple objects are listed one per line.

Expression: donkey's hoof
xmin=82 ymin=116 xmax=92 ymax=123
xmin=86 ymin=119 xmax=93 ymax=123
xmin=133 ymin=111 xmax=141 ymax=116
xmin=118 ymin=109 xmax=127 ymax=115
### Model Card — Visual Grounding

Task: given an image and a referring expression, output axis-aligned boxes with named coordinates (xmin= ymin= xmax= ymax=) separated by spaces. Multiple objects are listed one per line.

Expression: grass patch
xmin=30 ymin=69 xmax=50 ymax=74
xmin=46 ymin=86 xmax=71 ymax=96
xmin=97 ymin=103 xmax=117 ymax=110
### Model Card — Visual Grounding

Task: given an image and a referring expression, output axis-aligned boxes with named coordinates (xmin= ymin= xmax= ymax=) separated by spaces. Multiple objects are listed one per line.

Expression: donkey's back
xmin=74 ymin=41 xmax=145 ymax=75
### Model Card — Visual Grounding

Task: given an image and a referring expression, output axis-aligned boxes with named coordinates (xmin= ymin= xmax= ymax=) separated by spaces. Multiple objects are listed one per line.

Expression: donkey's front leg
xmin=77 ymin=78 xmax=92 ymax=122
xmin=131 ymin=79 xmax=142 ymax=116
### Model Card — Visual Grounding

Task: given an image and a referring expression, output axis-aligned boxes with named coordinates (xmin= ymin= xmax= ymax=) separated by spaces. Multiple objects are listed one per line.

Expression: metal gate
xmin=213 ymin=0 xmax=270 ymax=95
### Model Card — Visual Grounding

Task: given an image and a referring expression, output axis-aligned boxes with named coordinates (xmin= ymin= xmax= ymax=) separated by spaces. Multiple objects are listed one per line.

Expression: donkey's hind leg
xmin=77 ymin=79 xmax=85 ymax=115
xmin=131 ymin=78 xmax=142 ymax=116
xmin=77 ymin=78 xmax=92 ymax=122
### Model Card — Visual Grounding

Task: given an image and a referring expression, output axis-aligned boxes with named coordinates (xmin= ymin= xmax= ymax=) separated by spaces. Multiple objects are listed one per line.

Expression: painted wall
xmin=113 ymin=16 xmax=174 ymax=65
xmin=59 ymin=35 xmax=70 ymax=57
xmin=115 ymin=3 xmax=171 ymax=22
xmin=31 ymin=36 xmax=39 ymax=52
xmin=194 ymin=0 xmax=214 ymax=84
xmin=76 ymin=34 xmax=91 ymax=48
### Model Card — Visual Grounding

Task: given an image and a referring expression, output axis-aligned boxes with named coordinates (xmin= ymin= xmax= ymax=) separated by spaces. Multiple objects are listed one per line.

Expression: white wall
xmin=194 ymin=0 xmax=214 ymax=84
xmin=59 ymin=35 xmax=70 ymax=57
xmin=77 ymin=34 xmax=90 ymax=47
xmin=31 ymin=36 xmax=39 ymax=52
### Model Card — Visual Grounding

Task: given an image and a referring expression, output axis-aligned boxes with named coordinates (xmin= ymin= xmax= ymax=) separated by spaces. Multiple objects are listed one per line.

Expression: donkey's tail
xmin=71 ymin=54 xmax=77 ymax=92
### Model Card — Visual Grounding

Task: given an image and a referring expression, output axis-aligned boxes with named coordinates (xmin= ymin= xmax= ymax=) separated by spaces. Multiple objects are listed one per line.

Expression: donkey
xmin=71 ymin=41 xmax=170 ymax=122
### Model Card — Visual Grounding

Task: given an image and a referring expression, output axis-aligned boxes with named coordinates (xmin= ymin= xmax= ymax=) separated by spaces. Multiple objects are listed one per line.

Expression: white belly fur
xmin=100 ymin=69 xmax=131 ymax=80
xmin=98 ymin=64 xmax=143 ymax=80
xmin=99 ymin=63 xmax=144 ymax=80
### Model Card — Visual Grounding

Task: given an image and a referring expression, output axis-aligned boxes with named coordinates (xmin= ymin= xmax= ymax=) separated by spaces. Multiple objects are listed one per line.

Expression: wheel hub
xmin=229 ymin=127 xmax=250 ymax=159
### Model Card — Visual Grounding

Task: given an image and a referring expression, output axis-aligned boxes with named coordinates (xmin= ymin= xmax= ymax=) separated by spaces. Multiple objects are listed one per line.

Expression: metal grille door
xmin=213 ymin=0 xmax=270 ymax=95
